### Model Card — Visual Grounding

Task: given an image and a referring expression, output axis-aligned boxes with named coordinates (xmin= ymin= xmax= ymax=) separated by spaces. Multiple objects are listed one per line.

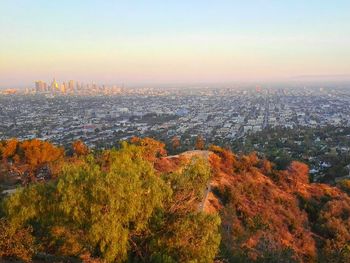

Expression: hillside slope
xmin=0 ymin=138 xmax=350 ymax=262
xmin=157 ymin=146 xmax=350 ymax=262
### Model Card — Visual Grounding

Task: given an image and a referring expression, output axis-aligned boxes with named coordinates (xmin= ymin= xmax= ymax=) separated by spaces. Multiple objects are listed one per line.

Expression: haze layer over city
xmin=1 ymin=1 xmax=350 ymax=87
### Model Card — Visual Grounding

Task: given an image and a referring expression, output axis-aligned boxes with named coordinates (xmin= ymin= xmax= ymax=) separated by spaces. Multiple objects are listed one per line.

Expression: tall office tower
xmin=68 ymin=80 xmax=74 ymax=92
xmin=35 ymin=81 xmax=41 ymax=92
xmin=61 ymin=82 xmax=67 ymax=94
xmin=51 ymin=78 xmax=59 ymax=92
xmin=43 ymin=82 xmax=48 ymax=91
xmin=76 ymin=81 xmax=80 ymax=91
xmin=35 ymin=80 xmax=46 ymax=92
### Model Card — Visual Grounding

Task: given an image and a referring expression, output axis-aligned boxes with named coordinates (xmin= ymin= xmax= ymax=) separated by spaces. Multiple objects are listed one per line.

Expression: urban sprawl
xmin=1 ymin=79 xmax=349 ymax=147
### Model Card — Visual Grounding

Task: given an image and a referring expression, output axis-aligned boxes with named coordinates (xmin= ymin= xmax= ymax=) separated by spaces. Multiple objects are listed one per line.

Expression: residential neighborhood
xmin=1 ymin=83 xmax=349 ymax=150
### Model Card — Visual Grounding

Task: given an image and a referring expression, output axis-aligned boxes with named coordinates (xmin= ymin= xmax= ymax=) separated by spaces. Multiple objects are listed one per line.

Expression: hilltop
xmin=0 ymin=138 xmax=350 ymax=262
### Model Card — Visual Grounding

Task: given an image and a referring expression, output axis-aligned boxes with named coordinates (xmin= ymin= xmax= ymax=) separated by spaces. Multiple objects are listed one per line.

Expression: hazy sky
xmin=1 ymin=0 xmax=350 ymax=87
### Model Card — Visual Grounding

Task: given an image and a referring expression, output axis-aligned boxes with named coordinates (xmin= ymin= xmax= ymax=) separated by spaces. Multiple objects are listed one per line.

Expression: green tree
xmin=195 ymin=135 xmax=205 ymax=150
xmin=2 ymin=144 xmax=221 ymax=263
xmin=4 ymin=143 xmax=168 ymax=262
xmin=147 ymin=158 xmax=221 ymax=262
xmin=149 ymin=212 xmax=221 ymax=263
xmin=171 ymin=136 xmax=181 ymax=151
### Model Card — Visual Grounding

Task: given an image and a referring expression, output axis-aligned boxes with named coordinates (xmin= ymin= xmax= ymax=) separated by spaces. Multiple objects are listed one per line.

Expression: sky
xmin=1 ymin=0 xmax=350 ymax=87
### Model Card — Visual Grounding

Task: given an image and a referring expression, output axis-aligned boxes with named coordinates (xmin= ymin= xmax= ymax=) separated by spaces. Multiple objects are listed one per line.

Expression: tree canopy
xmin=1 ymin=140 xmax=220 ymax=262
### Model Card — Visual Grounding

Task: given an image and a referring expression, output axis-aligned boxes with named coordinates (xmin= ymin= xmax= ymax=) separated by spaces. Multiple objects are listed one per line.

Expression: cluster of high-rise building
xmin=32 ymin=79 xmax=76 ymax=94
xmin=29 ymin=79 xmax=123 ymax=95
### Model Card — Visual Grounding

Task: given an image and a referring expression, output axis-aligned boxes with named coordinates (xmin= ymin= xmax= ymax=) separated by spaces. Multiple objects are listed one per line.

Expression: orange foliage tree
xmin=171 ymin=136 xmax=181 ymax=151
xmin=72 ymin=140 xmax=89 ymax=156
xmin=130 ymin=137 xmax=167 ymax=163
xmin=1 ymin=138 xmax=19 ymax=159
xmin=0 ymin=219 xmax=35 ymax=262
xmin=1 ymin=139 xmax=64 ymax=183
xmin=21 ymin=140 xmax=63 ymax=169
xmin=209 ymin=145 xmax=237 ymax=175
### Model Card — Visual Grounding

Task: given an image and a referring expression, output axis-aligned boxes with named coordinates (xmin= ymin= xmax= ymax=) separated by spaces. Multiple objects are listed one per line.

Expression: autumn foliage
xmin=130 ymin=136 xmax=167 ymax=162
xmin=207 ymin=146 xmax=350 ymax=262
xmin=72 ymin=140 xmax=89 ymax=156
xmin=0 ymin=219 xmax=35 ymax=262
xmin=0 ymin=139 xmax=64 ymax=183
xmin=0 ymin=139 xmax=350 ymax=262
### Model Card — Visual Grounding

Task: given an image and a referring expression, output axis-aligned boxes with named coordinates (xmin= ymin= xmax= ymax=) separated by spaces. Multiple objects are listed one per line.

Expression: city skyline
xmin=1 ymin=1 xmax=350 ymax=87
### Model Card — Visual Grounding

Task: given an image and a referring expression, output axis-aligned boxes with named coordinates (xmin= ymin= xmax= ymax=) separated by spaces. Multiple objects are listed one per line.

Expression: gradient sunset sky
xmin=1 ymin=0 xmax=350 ymax=87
